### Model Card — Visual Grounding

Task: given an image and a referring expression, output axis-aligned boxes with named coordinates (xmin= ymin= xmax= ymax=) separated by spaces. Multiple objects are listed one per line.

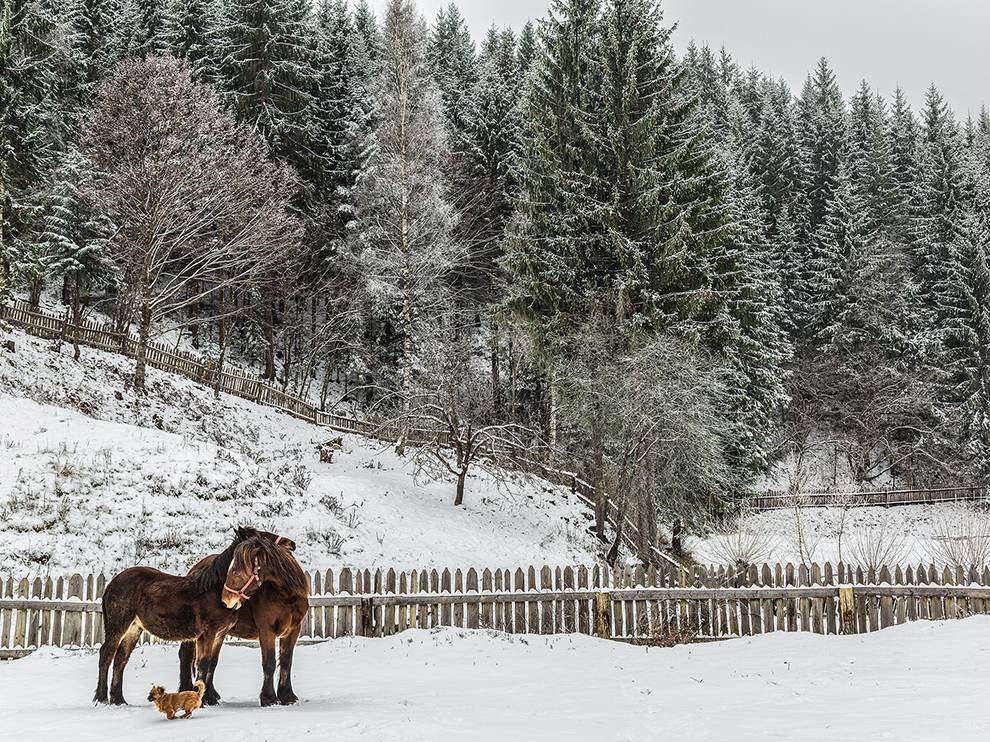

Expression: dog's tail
xmin=194 ymin=680 xmax=206 ymax=700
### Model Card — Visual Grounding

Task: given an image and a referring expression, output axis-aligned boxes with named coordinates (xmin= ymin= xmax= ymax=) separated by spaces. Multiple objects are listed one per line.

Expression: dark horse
xmin=177 ymin=529 xmax=309 ymax=706
xmin=94 ymin=529 xmax=293 ymax=705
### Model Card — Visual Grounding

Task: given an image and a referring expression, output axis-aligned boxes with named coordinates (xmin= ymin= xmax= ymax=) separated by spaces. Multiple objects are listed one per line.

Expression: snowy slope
xmin=0 ymin=327 xmax=600 ymax=574
xmin=2 ymin=620 xmax=989 ymax=741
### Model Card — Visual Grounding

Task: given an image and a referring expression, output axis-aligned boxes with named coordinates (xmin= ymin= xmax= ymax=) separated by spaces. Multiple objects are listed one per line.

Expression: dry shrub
xmin=632 ymin=605 xmax=699 ymax=647
xmin=847 ymin=524 xmax=909 ymax=571
xmin=706 ymin=528 xmax=775 ymax=568
xmin=925 ymin=513 xmax=990 ymax=569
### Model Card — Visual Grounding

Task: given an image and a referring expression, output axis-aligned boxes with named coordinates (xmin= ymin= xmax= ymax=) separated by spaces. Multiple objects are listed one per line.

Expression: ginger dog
xmin=148 ymin=680 xmax=206 ymax=719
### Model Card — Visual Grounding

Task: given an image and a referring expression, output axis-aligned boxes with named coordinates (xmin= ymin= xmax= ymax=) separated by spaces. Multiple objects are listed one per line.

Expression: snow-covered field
xmin=691 ymin=501 xmax=990 ymax=567
xmin=1 ymin=620 xmax=988 ymax=741
xmin=0 ymin=327 xmax=600 ymax=574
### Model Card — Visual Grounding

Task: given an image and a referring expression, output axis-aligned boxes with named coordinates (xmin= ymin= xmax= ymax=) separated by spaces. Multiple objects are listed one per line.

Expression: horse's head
xmin=235 ymin=525 xmax=296 ymax=552
xmin=221 ymin=538 xmax=269 ymax=609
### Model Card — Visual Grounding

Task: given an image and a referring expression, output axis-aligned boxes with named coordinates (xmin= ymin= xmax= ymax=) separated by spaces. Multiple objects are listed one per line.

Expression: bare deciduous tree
xmin=82 ymin=56 xmax=302 ymax=390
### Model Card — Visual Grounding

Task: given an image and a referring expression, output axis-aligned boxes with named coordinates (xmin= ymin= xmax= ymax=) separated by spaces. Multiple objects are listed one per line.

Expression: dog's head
xmin=148 ymin=686 xmax=165 ymax=703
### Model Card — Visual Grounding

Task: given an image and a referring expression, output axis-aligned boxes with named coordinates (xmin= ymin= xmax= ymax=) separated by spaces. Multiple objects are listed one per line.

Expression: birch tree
xmin=82 ymin=56 xmax=302 ymax=390
xmin=353 ymin=0 xmax=458 ymax=453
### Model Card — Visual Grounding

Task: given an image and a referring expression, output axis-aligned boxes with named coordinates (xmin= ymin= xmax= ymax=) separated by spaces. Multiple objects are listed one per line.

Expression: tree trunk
xmin=490 ymin=317 xmax=501 ymax=416
xmin=455 ymin=471 xmax=466 ymax=506
xmin=70 ymin=277 xmax=82 ymax=361
xmin=591 ymin=420 xmax=607 ymax=542
xmin=262 ymin=298 xmax=276 ymax=380
xmin=134 ymin=301 xmax=152 ymax=392
xmin=548 ymin=370 xmax=560 ymax=457
xmin=671 ymin=518 xmax=683 ymax=554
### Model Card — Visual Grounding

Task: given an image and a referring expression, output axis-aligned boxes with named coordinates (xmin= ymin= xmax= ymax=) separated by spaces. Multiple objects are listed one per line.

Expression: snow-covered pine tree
xmin=313 ymin=0 xmax=375 ymax=245
xmin=0 ymin=0 xmax=62 ymax=306
xmin=38 ymin=148 xmax=115 ymax=357
xmin=888 ymin=87 xmax=922 ymax=251
xmin=113 ymin=0 xmax=168 ymax=58
xmin=515 ymin=20 xmax=537 ymax=79
xmin=597 ymin=0 xmax=735 ymax=345
xmin=503 ymin=0 xmax=608 ymax=359
xmin=914 ymin=85 xmax=970 ymax=346
xmin=457 ymin=28 xmax=520 ymax=299
xmin=940 ymin=196 xmax=990 ymax=477
xmin=163 ymin=0 xmax=224 ymax=82
xmin=719 ymin=142 xmax=792 ymax=478
xmin=797 ymin=58 xmax=845 ymax=236
xmin=351 ymin=0 xmax=381 ymax=68
xmin=426 ymin=2 xmax=477 ymax=144
xmin=352 ymin=0 xmax=458 ymax=451
xmin=224 ymin=0 xmax=317 ymax=163
xmin=69 ymin=0 xmax=118 ymax=87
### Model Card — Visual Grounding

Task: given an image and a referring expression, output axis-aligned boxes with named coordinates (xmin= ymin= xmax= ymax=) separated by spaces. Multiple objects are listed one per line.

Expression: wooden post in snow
xmin=594 ymin=592 xmax=611 ymax=638
xmin=839 ymin=586 xmax=857 ymax=635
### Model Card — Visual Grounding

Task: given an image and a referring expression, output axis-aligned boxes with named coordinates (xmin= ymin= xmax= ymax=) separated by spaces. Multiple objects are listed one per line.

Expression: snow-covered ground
xmin=691 ymin=501 xmax=990 ymax=567
xmin=0 ymin=327 xmax=600 ymax=574
xmin=2 ymin=620 xmax=988 ymax=741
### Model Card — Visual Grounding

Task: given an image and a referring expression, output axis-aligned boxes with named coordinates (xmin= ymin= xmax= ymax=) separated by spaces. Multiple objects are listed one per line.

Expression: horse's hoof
xmin=260 ymin=695 xmax=279 ymax=707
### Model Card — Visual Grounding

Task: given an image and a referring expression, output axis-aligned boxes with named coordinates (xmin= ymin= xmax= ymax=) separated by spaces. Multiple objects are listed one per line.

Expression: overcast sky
xmin=370 ymin=0 xmax=990 ymax=115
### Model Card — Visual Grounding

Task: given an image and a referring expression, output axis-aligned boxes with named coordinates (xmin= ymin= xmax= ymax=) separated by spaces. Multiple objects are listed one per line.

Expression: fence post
xmin=361 ymin=597 xmax=374 ymax=637
xmin=594 ymin=592 xmax=611 ymax=638
xmin=838 ymin=586 xmax=857 ymax=634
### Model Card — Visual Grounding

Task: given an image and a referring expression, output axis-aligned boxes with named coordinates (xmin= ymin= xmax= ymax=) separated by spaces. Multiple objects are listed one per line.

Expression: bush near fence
xmin=3 ymin=562 xmax=990 ymax=659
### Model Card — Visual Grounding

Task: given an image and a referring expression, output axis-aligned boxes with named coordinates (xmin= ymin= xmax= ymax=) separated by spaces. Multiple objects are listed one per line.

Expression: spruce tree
xmin=163 ymin=0 xmax=223 ymax=82
xmin=39 ymin=149 xmax=115 ymax=356
xmin=0 ymin=0 xmax=61 ymax=305
xmin=113 ymin=0 xmax=168 ymax=58
xmin=797 ymin=58 xmax=845 ymax=235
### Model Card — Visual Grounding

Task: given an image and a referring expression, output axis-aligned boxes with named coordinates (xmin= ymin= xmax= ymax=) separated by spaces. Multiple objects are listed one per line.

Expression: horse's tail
xmin=194 ymin=680 xmax=206 ymax=700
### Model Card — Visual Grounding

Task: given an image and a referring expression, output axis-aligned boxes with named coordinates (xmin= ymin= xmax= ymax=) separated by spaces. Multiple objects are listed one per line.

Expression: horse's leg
xmin=276 ymin=623 xmax=301 ymax=705
xmin=193 ymin=633 xmax=216 ymax=688
xmin=108 ymin=620 xmax=141 ymax=705
xmin=202 ymin=634 xmax=225 ymax=706
xmin=177 ymin=641 xmax=196 ymax=692
xmin=258 ymin=628 xmax=278 ymax=707
xmin=94 ymin=616 xmax=129 ymax=704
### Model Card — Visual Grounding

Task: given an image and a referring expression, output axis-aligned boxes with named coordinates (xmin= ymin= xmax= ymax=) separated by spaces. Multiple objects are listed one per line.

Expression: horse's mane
xmin=248 ymin=535 xmax=308 ymax=594
xmin=194 ymin=526 xmax=260 ymax=593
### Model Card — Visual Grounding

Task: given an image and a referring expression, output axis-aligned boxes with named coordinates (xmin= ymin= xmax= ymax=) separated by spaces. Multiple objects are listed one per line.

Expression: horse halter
xmin=223 ymin=569 xmax=260 ymax=603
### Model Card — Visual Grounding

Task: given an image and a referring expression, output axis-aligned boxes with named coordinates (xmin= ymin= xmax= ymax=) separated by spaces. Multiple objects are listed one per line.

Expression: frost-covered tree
xmin=352 ymin=0 xmax=458 ymax=450
xmin=163 ymin=0 xmax=223 ymax=82
xmin=82 ymin=56 xmax=302 ymax=390
xmin=113 ymin=0 xmax=169 ymax=58
xmin=38 ymin=149 xmax=115 ymax=358
xmin=0 ymin=0 xmax=62 ymax=307
xmin=797 ymin=58 xmax=845 ymax=234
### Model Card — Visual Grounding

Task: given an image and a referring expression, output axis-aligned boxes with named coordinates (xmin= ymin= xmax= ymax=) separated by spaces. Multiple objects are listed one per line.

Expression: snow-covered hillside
xmin=0 ymin=327 xmax=601 ymax=574
xmin=2 ymin=620 xmax=989 ymax=741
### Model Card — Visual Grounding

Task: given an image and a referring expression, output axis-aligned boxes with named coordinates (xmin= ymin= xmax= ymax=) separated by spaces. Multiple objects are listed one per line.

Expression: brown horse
xmin=94 ymin=532 xmax=288 ymax=705
xmin=178 ymin=530 xmax=309 ymax=706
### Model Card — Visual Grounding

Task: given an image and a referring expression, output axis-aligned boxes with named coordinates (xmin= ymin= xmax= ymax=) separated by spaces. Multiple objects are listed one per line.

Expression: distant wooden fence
xmin=4 ymin=562 xmax=990 ymax=659
xmin=1 ymin=300 xmax=680 ymax=568
xmin=752 ymin=485 xmax=989 ymax=511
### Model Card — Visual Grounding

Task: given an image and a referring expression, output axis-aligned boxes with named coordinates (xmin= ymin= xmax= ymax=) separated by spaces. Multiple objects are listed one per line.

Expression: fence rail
xmin=0 ymin=300 xmax=679 ymax=567
xmin=3 ymin=561 xmax=990 ymax=658
xmin=752 ymin=485 xmax=989 ymax=511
